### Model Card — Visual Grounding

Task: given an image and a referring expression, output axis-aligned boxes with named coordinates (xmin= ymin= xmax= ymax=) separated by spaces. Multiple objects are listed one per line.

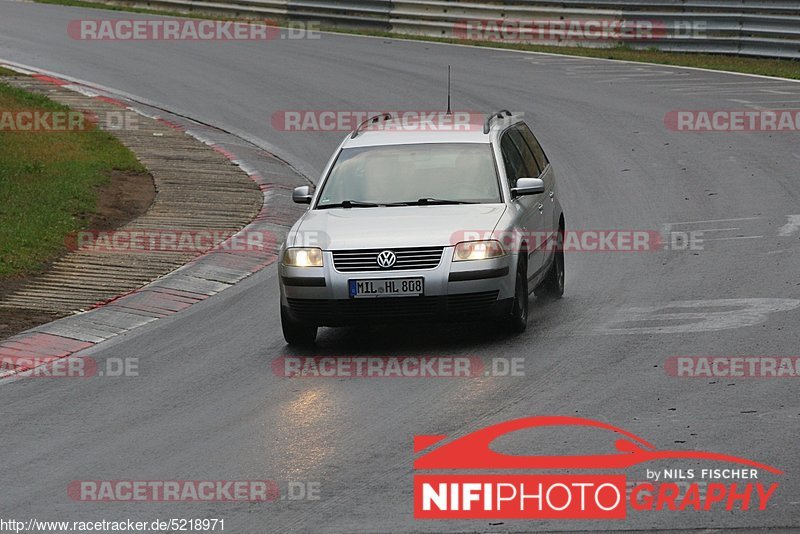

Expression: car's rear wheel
xmin=499 ymin=260 xmax=528 ymax=334
xmin=534 ymin=226 xmax=565 ymax=298
xmin=281 ymin=305 xmax=317 ymax=345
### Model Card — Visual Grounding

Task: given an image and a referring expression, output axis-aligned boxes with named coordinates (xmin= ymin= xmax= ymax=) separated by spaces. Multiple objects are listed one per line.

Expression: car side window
xmin=500 ymin=133 xmax=527 ymax=189
xmin=518 ymin=124 xmax=550 ymax=172
xmin=508 ymin=128 xmax=541 ymax=178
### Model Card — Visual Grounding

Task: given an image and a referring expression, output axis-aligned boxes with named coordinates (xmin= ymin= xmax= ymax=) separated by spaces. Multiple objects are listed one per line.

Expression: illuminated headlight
xmin=452 ymin=240 xmax=506 ymax=261
xmin=283 ymin=247 xmax=323 ymax=267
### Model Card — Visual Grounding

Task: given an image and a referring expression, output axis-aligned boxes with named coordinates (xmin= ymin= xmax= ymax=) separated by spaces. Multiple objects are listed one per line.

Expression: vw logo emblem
xmin=376 ymin=250 xmax=397 ymax=269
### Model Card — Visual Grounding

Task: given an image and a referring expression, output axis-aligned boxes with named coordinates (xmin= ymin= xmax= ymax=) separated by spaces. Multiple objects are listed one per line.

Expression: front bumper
xmin=279 ymin=248 xmax=515 ymax=326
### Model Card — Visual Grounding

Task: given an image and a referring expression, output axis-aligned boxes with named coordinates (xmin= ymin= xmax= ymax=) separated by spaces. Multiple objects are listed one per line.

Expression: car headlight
xmin=283 ymin=247 xmax=323 ymax=267
xmin=452 ymin=240 xmax=506 ymax=261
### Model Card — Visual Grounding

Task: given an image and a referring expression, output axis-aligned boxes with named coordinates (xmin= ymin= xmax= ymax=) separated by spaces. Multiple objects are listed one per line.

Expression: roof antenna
xmin=446 ymin=65 xmax=452 ymax=115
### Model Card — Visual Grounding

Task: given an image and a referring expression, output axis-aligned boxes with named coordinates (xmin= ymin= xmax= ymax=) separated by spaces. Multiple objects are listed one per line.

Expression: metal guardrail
xmin=110 ymin=0 xmax=289 ymax=19
xmin=390 ymin=1 xmax=800 ymax=58
xmin=104 ymin=0 xmax=800 ymax=58
xmin=286 ymin=1 xmax=392 ymax=30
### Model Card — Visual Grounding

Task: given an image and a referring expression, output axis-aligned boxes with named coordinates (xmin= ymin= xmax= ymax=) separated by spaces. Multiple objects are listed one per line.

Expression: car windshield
xmin=315 ymin=143 xmax=501 ymax=207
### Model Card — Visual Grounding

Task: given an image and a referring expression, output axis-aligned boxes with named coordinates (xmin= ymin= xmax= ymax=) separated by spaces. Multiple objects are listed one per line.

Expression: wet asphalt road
xmin=1 ymin=1 xmax=799 ymax=531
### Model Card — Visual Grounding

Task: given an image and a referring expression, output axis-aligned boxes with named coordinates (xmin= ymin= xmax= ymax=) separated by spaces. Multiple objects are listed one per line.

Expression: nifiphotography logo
xmin=413 ymin=416 xmax=782 ymax=520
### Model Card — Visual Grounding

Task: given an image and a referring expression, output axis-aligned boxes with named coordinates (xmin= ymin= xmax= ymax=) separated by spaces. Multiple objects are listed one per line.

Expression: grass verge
xmin=35 ymin=0 xmax=800 ymax=80
xmin=0 ymin=80 xmax=147 ymax=278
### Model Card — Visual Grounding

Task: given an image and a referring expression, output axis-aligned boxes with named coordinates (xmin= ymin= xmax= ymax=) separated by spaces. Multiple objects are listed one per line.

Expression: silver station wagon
xmin=279 ymin=111 xmax=565 ymax=345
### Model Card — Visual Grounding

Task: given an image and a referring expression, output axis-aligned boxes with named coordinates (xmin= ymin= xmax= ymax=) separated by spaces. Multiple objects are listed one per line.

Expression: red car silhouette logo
xmin=414 ymin=415 xmax=782 ymax=473
xmin=414 ymin=416 xmax=782 ymax=520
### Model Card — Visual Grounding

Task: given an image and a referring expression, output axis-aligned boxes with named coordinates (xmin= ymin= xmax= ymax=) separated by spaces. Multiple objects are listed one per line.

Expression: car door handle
xmin=537 ymin=203 xmax=544 ymax=212
xmin=549 ymin=191 xmax=555 ymax=199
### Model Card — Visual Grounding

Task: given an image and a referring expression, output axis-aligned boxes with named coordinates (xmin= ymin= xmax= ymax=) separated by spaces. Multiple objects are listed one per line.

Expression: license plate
xmin=349 ymin=278 xmax=424 ymax=298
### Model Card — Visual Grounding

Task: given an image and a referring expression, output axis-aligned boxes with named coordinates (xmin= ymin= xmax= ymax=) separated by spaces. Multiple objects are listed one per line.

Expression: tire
xmin=281 ymin=305 xmax=317 ymax=345
xmin=534 ymin=226 xmax=565 ymax=298
xmin=498 ymin=260 xmax=528 ymax=334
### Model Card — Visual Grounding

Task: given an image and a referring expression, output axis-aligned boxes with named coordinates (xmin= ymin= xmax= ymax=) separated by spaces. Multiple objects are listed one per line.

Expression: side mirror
xmin=292 ymin=185 xmax=313 ymax=204
xmin=511 ymin=177 xmax=545 ymax=198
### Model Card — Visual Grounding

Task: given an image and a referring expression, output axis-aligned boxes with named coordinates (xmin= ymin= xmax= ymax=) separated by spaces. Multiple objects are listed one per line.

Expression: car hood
xmin=291 ymin=204 xmax=506 ymax=250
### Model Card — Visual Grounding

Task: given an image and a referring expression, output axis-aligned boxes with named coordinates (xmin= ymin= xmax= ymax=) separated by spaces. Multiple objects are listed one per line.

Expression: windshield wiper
xmin=414 ymin=198 xmax=477 ymax=205
xmin=316 ymin=200 xmax=380 ymax=209
xmin=318 ymin=198 xmax=477 ymax=209
xmin=381 ymin=201 xmax=417 ymax=207
xmin=382 ymin=198 xmax=478 ymax=207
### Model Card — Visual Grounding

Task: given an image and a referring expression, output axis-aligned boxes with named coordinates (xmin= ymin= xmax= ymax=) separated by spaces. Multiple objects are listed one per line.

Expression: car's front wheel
xmin=534 ymin=226 xmax=565 ymax=298
xmin=498 ymin=260 xmax=528 ymax=334
xmin=281 ymin=305 xmax=317 ymax=345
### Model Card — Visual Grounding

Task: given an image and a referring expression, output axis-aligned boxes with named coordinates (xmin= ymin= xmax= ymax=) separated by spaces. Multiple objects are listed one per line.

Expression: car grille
xmin=287 ymin=291 xmax=499 ymax=325
xmin=332 ymin=247 xmax=444 ymax=272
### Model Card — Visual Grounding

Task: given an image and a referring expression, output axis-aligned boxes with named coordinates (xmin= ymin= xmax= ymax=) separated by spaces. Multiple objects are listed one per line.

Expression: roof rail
xmin=350 ymin=113 xmax=393 ymax=139
xmin=483 ymin=109 xmax=513 ymax=134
